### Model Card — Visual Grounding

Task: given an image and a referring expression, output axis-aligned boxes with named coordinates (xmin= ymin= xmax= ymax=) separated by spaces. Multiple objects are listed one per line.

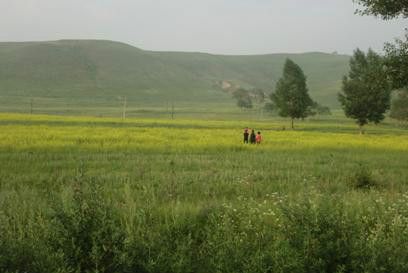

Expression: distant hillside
xmin=0 ymin=40 xmax=349 ymax=107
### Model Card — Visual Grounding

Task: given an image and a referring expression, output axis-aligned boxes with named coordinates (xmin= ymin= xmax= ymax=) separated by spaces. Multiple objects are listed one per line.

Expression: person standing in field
xmin=243 ymin=127 xmax=249 ymax=144
xmin=250 ymin=129 xmax=256 ymax=144
xmin=256 ymin=131 xmax=262 ymax=144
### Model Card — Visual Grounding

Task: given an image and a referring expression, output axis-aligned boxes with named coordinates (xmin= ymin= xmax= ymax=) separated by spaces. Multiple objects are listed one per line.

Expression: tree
xmin=384 ymin=33 xmax=408 ymax=89
xmin=270 ymin=59 xmax=313 ymax=129
xmin=390 ymin=89 xmax=408 ymax=122
xmin=338 ymin=49 xmax=391 ymax=134
xmin=354 ymin=1 xmax=408 ymax=90
xmin=307 ymin=102 xmax=332 ymax=117
xmin=233 ymin=88 xmax=253 ymax=109
xmin=354 ymin=0 xmax=408 ymax=19
xmin=315 ymin=104 xmax=331 ymax=116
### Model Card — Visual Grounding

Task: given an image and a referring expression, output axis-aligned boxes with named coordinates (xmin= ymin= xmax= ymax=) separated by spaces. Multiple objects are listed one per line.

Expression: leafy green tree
xmin=270 ymin=59 xmax=313 ymax=128
xmin=315 ymin=104 xmax=332 ymax=116
xmin=390 ymin=89 xmax=408 ymax=122
xmin=354 ymin=0 xmax=408 ymax=19
xmin=355 ymin=0 xmax=408 ymax=90
xmin=384 ymin=34 xmax=408 ymax=89
xmin=338 ymin=49 xmax=391 ymax=134
xmin=233 ymin=88 xmax=253 ymax=109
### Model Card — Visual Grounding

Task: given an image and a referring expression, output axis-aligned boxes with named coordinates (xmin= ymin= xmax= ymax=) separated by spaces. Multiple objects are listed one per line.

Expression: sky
xmin=0 ymin=0 xmax=406 ymax=55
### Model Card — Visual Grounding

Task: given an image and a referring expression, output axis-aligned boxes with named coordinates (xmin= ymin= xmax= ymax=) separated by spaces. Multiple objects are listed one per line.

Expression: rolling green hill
xmin=0 ymin=40 xmax=349 ymax=108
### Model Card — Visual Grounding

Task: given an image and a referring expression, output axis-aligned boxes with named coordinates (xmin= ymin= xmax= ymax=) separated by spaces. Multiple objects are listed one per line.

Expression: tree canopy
xmin=354 ymin=0 xmax=408 ymax=90
xmin=390 ymin=90 xmax=408 ymax=122
xmin=354 ymin=0 xmax=408 ymax=19
xmin=339 ymin=49 xmax=391 ymax=133
xmin=232 ymin=88 xmax=253 ymax=109
xmin=384 ymin=34 xmax=408 ymax=89
xmin=271 ymin=59 xmax=314 ymax=128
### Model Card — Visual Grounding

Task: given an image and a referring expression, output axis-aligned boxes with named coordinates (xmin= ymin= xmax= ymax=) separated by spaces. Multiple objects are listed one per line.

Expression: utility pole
xmin=122 ymin=96 xmax=127 ymax=120
xmin=171 ymin=101 xmax=174 ymax=120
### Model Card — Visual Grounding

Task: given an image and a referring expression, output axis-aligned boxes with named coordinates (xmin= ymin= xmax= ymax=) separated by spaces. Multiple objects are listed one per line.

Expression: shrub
xmin=49 ymin=178 xmax=126 ymax=273
xmin=0 ymin=192 xmax=64 ymax=273
xmin=350 ymin=164 xmax=378 ymax=190
xmin=279 ymin=196 xmax=359 ymax=273
xmin=0 ymin=238 xmax=63 ymax=273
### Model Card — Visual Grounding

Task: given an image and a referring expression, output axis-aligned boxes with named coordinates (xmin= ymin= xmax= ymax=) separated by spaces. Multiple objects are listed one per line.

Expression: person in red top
xmin=256 ymin=131 xmax=262 ymax=144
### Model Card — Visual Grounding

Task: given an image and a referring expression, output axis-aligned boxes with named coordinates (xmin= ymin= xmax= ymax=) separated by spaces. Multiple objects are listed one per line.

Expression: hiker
xmin=250 ymin=129 xmax=256 ymax=144
xmin=243 ymin=127 xmax=249 ymax=144
xmin=256 ymin=131 xmax=262 ymax=144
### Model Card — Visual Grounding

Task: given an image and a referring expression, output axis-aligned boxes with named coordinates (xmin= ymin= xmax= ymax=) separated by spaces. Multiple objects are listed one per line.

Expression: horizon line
xmin=0 ymin=38 xmax=351 ymax=57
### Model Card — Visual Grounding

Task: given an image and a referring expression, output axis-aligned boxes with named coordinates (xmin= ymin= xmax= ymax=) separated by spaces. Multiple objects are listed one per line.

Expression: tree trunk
xmin=291 ymin=118 xmax=294 ymax=129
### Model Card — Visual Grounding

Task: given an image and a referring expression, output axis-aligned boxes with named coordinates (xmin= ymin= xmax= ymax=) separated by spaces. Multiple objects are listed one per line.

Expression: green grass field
xmin=1 ymin=113 xmax=408 ymax=273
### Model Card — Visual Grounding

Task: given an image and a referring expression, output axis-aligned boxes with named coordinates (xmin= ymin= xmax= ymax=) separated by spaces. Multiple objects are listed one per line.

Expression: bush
xmin=0 ymin=191 xmax=64 ymax=273
xmin=350 ymin=164 xmax=378 ymax=190
xmin=49 ymin=178 xmax=126 ymax=273
xmin=124 ymin=205 xmax=220 ymax=273
xmin=0 ymin=238 xmax=63 ymax=273
xmin=279 ymin=196 xmax=359 ymax=273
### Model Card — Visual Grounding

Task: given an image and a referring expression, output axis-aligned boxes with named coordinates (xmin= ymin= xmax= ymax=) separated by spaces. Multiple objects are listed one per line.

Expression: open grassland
xmin=1 ymin=113 xmax=408 ymax=273
xmin=0 ymin=40 xmax=349 ymax=107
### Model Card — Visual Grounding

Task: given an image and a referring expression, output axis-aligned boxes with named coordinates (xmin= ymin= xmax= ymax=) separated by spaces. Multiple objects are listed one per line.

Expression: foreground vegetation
xmin=1 ymin=113 xmax=408 ymax=273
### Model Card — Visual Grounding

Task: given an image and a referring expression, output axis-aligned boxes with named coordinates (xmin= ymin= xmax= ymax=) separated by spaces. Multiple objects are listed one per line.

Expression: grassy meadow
xmin=1 ymin=113 xmax=408 ymax=273
xmin=0 ymin=40 xmax=349 ymax=108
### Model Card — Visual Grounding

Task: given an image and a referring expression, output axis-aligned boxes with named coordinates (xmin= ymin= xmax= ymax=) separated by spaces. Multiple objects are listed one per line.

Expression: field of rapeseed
xmin=1 ymin=113 xmax=408 ymax=273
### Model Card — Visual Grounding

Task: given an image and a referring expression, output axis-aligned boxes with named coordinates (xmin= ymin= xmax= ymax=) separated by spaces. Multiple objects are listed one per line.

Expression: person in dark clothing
xmin=243 ymin=128 xmax=249 ymax=144
xmin=250 ymin=129 xmax=256 ymax=144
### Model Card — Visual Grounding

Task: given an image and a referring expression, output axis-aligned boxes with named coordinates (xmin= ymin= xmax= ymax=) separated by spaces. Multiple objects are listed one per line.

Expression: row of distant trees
xmin=231 ymin=0 xmax=408 ymax=133
xmin=231 ymin=63 xmax=331 ymax=129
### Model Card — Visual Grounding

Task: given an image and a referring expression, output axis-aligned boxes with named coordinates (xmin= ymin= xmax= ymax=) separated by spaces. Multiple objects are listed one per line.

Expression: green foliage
xmin=50 ymin=177 xmax=126 ymax=273
xmin=0 ymin=238 xmax=63 ymax=273
xmin=280 ymin=194 xmax=408 ymax=273
xmin=280 ymin=196 xmax=358 ymax=273
xmin=0 ymin=114 xmax=408 ymax=272
xmin=354 ymin=0 xmax=408 ymax=19
xmin=384 ymin=34 xmax=408 ymax=89
xmin=0 ymin=191 xmax=64 ymax=273
xmin=339 ymin=49 xmax=391 ymax=132
xmin=307 ymin=102 xmax=332 ymax=116
xmin=232 ymin=88 xmax=253 ymax=109
xmin=354 ymin=0 xmax=408 ymax=91
xmin=390 ymin=89 xmax=408 ymax=122
xmin=315 ymin=104 xmax=332 ymax=116
xmin=350 ymin=164 xmax=378 ymax=190
xmin=263 ymin=102 xmax=275 ymax=113
xmin=271 ymin=58 xmax=314 ymax=127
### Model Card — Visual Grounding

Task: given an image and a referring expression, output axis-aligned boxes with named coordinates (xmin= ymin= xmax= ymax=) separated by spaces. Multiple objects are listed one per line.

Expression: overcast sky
xmin=0 ymin=0 xmax=406 ymax=55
